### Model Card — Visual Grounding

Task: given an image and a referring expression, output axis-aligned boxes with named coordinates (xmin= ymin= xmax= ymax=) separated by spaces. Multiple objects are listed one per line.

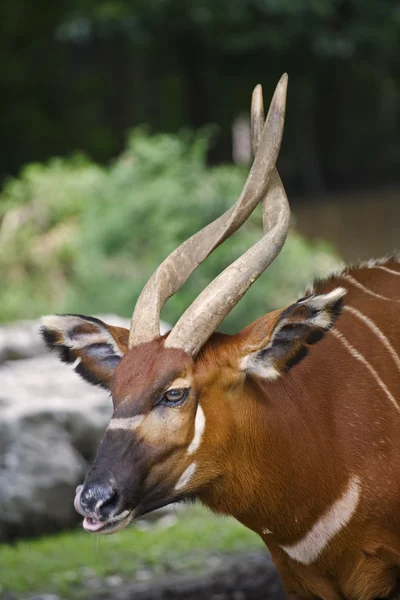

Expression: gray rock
xmin=0 ymin=316 xmax=170 ymax=541
xmin=27 ymin=594 xmax=61 ymax=600
xmin=0 ymin=320 xmax=46 ymax=363
xmin=0 ymin=353 xmax=109 ymax=540
xmin=24 ymin=595 xmax=61 ymax=600
xmin=89 ymin=552 xmax=286 ymax=600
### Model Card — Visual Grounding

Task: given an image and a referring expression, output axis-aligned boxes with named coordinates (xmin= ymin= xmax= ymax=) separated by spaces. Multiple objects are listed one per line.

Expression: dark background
xmin=2 ymin=0 xmax=400 ymax=198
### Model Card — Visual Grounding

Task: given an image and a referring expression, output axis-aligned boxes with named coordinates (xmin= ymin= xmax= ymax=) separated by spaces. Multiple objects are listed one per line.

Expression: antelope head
xmin=41 ymin=75 xmax=344 ymax=535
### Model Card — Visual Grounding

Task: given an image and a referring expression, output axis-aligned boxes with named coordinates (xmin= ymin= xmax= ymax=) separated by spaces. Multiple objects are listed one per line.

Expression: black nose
xmin=80 ymin=482 xmax=119 ymax=519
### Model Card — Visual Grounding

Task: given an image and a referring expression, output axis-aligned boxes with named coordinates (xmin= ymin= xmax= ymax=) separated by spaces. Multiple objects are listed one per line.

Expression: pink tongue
xmin=83 ymin=517 xmax=105 ymax=532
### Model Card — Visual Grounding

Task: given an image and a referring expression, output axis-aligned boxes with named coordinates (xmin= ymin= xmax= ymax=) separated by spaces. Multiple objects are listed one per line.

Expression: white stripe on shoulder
xmin=280 ymin=476 xmax=361 ymax=565
xmin=344 ymin=306 xmax=400 ymax=372
xmin=107 ymin=415 xmax=145 ymax=431
xmin=377 ymin=265 xmax=400 ymax=277
xmin=343 ymin=274 xmax=399 ymax=302
xmin=331 ymin=329 xmax=400 ymax=414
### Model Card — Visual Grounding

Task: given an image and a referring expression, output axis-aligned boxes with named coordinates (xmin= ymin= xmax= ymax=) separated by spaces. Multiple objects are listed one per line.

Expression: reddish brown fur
xmin=112 ymin=341 xmax=191 ymax=410
xmin=108 ymin=325 xmax=129 ymax=354
xmin=190 ymin=258 xmax=400 ymax=599
xmin=42 ymin=258 xmax=400 ymax=599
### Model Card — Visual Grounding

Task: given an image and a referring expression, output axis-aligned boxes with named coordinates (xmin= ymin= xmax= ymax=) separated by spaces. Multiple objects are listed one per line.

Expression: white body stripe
xmin=188 ymin=405 xmax=206 ymax=454
xmin=331 ymin=329 xmax=400 ymax=413
xmin=174 ymin=463 xmax=196 ymax=492
xmin=344 ymin=306 xmax=400 ymax=372
xmin=377 ymin=265 xmax=400 ymax=277
xmin=343 ymin=274 xmax=399 ymax=303
xmin=280 ymin=476 xmax=361 ymax=565
xmin=107 ymin=415 xmax=145 ymax=430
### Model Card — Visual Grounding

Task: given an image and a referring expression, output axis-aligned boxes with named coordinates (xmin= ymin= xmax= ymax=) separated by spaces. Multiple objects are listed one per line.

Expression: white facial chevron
xmin=107 ymin=415 xmax=145 ymax=430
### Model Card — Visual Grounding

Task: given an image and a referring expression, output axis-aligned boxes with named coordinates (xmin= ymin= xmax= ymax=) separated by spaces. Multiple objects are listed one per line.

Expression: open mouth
xmin=83 ymin=511 xmax=133 ymax=535
xmin=75 ymin=484 xmax=185 ymax=535
xmin=75 ymin=485 xmax=134 ymax=535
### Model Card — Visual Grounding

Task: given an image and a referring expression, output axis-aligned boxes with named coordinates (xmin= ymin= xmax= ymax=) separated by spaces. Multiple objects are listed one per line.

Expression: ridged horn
xmin=129 ymin=74 xmax=289 ymax=353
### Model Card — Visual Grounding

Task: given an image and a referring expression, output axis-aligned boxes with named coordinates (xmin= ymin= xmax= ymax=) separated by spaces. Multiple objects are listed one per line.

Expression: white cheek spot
xmin=262 ymin=527 xmax=273 ymax=535
xmin=107 ymin=415 xmax=145 ymax=431
xmin=174 ymin=462 xmax=196 ymax=492
xmin=188 ymin=405 xmax=206 ymax=455
xmin=280 ymin=475 xmax=361 ymax=565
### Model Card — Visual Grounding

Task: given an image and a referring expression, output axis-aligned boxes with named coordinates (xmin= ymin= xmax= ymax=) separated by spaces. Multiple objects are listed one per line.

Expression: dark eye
xmin=160 ymin=388 xmax=189 ymax=406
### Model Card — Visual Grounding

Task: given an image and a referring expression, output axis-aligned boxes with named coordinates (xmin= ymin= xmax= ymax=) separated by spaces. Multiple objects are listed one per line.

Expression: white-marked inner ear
xmin=41 ymin=314 xmax=126 ymax=389
xmin=41 ymin=314 xmax=124 ymax=357
xmin=298 ymin=287 xmax=346 ymax=310
xmin=240 ymin=354 xmax=281 ymax=381
xmin=240 ymin=287 xmax=346 ymax=382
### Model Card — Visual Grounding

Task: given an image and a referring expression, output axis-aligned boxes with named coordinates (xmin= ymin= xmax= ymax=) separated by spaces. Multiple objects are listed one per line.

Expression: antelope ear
xmin=40 ymin=314 xmax=129 ymax=389
xmin=240 ymin=287 xmax=346 ymax=381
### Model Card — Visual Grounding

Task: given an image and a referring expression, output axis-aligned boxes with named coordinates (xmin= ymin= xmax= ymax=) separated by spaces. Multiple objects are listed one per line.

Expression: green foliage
xmin=0 ymin=129 xmax=339 ymax=329
xmin=0 ymin=505 xmax=263 ymax=598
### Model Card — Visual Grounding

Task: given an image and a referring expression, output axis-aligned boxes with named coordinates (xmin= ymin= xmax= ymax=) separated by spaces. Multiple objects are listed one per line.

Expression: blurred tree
xmin=1 ymin=0 xmax=400 ymax=194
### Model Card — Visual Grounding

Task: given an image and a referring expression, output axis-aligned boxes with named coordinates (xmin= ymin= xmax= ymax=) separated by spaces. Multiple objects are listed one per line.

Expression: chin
xmin=83 ymin=512 xmax=133 ymax=535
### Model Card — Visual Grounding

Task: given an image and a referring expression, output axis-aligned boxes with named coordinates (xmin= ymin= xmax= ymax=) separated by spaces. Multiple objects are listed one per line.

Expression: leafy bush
xmin=0 ymin=129 xmax=339 ymax=330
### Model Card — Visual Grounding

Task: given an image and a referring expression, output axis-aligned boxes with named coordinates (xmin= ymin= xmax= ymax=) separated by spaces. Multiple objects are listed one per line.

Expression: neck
xmin=199 ymin=370 xmax=343 ymax=545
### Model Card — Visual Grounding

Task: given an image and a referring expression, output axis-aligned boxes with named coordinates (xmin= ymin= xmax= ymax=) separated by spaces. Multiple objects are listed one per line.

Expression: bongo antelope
xmin=41 ymin=75 xmax=400 ymax=600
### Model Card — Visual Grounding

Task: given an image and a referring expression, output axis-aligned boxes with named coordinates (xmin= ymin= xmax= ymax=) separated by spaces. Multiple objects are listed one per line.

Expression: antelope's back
xmin=309 ymin=256 xmax=400 ymax=529
xmin=314 ymin=256 xmax=400 ymax=365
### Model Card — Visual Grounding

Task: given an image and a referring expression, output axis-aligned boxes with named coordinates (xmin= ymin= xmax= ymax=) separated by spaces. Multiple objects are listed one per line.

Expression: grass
xmin=0 ymin=505 xmax=264 ymax=598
